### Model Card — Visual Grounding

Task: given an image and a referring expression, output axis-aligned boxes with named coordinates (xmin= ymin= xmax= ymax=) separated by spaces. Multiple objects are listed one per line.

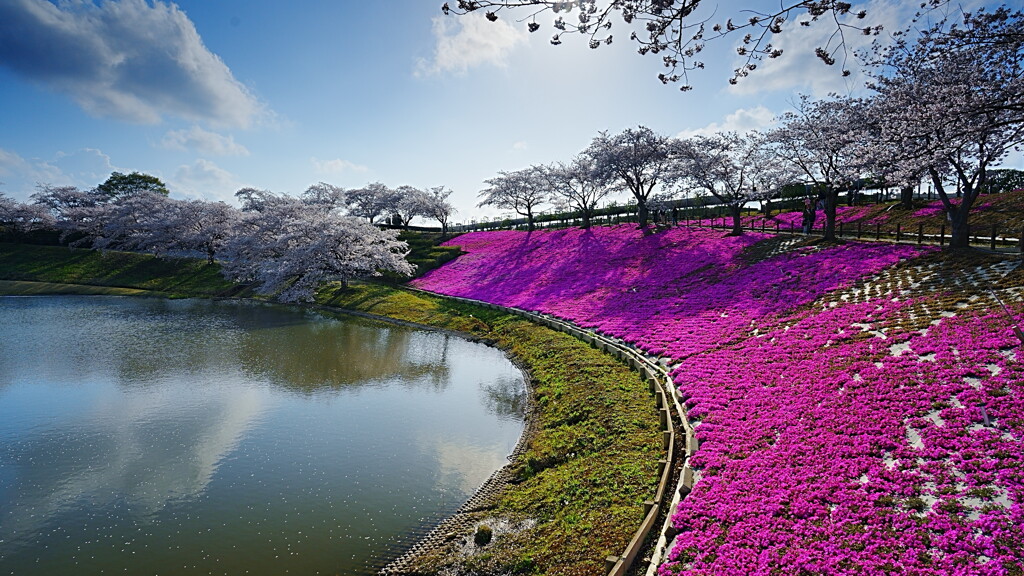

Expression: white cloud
xmin=173 ymin=159 xmax=241 ymax=202
xmin=512 ymin=141 xmax=528 ymax=151
xmin=0 ymin=0 xmax=266 ymax=128
xmin=311 ymin=157 xmax=369 ymax=175
xmin=677 ymin=105 xmax=778 ymax=139
xmin=0 ymin=147 xmax=115 ymax=200
xmin=416 ymin=12 xmax=527 ymax=76
xmin=0 ymin=148 xmax=45 ymax=185
xmin=161 ymin=126 xmax=249 ymax=156
xmin=51 ymin=148 xmax=117 ymax=185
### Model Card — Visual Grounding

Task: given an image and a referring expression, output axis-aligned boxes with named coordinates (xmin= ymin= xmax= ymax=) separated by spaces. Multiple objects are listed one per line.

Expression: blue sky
xmin=0 ymin=0 xmax=1017 ymax=224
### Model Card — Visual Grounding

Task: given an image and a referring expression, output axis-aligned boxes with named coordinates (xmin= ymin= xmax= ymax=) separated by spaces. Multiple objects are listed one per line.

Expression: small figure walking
xmin=801 ymin=198 xmax=817 ymax=234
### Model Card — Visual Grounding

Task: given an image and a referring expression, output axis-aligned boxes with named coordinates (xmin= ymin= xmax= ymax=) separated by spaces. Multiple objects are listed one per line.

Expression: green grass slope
xmin=0 ymin=243 xmax=243 ymax=297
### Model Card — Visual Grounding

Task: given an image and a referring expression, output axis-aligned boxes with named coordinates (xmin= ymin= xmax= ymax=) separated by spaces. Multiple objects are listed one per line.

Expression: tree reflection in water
xmin=480 ymin=376 xmax=528 ymax=421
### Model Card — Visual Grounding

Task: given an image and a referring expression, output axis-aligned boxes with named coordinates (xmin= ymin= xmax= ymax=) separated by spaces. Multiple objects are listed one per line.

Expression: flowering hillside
xmin=412 ymin=226 xmax=1024 ymax=575
xmin=734 ymin=189 xmax=1024 ymax=238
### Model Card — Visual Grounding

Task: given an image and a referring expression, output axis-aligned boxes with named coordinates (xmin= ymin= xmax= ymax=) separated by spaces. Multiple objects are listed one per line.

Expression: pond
xmin=0 ymin=296 xmax=527 ymax=575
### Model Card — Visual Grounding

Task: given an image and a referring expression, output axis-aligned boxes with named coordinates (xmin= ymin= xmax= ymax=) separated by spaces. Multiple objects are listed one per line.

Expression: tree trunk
xmin=948 ymin=205 xmax=971 ymax=248
xmin=728 ymin=204 xmax=743 ymax=236
xmin=581 ymin=210 xmax=592 ymax=230
xmin=931 ymin=166 xmax=979 ymax=249
xmin=948 ymin=184 xmax=978 ymax=249
xmin=637 ymin=201 xmax=649 ymax=228
xmin=822 ymin=189 xmax=838 ymax=241
xmin=526 ymin=209 xmax=535 ymax=231
xmin=900 ymin=186 xmax=914 ymax=210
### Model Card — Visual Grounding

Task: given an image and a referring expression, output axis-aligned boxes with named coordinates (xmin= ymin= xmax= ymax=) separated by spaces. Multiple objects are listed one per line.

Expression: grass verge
xmin=0 ymin=243 xmax=243 ymax=297
xmin=0 ymin=279 xmax=154 ymax=296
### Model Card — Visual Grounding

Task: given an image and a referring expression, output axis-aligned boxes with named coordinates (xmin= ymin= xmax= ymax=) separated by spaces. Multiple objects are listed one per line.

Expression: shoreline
xmin=0 ymin=277 xmax=667 ymax=575
xmin=311 ymin=302 xmax=541 ymax=575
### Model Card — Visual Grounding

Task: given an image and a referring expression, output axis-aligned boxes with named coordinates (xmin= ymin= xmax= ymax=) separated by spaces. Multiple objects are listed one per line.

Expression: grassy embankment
xmin=0 ymin=242 xmax=241 ymax=297
xmin=0 ymin=239 xmax=663 ymax=575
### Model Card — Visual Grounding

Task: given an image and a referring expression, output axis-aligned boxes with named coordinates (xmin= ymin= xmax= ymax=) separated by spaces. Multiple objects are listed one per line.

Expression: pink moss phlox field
xmin=914 ymin=199 xmax=993 ymax=218
xmin=738 ymin=206 xmax=876 ymax=231
xmin=411 ymin=225 xmax=1024 ymax=575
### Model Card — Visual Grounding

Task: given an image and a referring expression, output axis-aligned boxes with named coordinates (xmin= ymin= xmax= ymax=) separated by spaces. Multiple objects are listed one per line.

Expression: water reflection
xmin=0 ymin=297 xmax=455 ymax=394
xmin=0 ymin=383 xmax=263 ymax=542
xmin=0 ymin=296 xmax=524 ymax=575
xmin=428 ymin=436 xmax=511 ymax=496
xmin=481 ymin=376 xmax=529 ymax=421
xmin=236 ymin=317 xmax=454 ymax=393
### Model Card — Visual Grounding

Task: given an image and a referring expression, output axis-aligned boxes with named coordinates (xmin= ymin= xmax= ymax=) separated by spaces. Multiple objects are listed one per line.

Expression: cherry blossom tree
xmin=235 ymin=187 xmax=282 ymax=213
xmin=544 ymin=154 xmax=615 ymax=229
xmin=586 ymin=126 xmax=673 ymax=228
xmin=423 ymin=186 xmax=457 ymax=236
xmin=478 ymin=166 xmax=549 ymax=231
xmin=672 ymin=131 xmax=774 ymax=235
xmin=0 ymin=192 xmax=53 ymax=240
xmin=344 ymin=182 xmax=399 ymax=224
xmin=31 ymin=184 xmax=109 ymax=245
xmin=222 ymin=192 xmax=413 ymax=302
xmin=389 ymin=185 xmax=433 ymax=229
xmin=301 ymin=182 xmax=348 ymax=211
xmin=745 ymin=133 xmax=801 ymax=217
xmin=161 ymin=199 xmax=239 ymax=264
xmin=442 ymin=0 xmax=900 ymax=89
xmin=850 ymin=102 xmax=929 ymax=211
xmin=88 ymin=191 xmax=174 ymax=254
xmin=31 ymin=184 xmax=99 ymax=216
xmin=766 ymin=94 xmax=867 ymax=241
xmin=864 ymin=6 xmax=1024 ymax=248
xmin=0 ymin=192 xmax=22 ymax=226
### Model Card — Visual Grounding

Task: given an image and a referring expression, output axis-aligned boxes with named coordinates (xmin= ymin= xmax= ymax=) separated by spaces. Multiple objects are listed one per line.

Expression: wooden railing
xmin=401 ymin=287 xmax=697 ymax=576
xmin=691 ymin=217 xmax=1024 ymax=254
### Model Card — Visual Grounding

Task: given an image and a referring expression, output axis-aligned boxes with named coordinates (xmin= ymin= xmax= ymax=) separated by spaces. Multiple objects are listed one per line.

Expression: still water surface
xmin=0 ymin=296 xmax=526 ymax=575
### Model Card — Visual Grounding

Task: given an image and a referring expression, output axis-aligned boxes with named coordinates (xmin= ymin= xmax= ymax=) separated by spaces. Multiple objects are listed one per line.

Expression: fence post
xmin=875 ymin=223 xmax=881 ymax=240
xmin=857 ymin=221 xmax=862 ymax=239
xmin=918 ymin=223 xmax=924 ymax=244
xmin=838 ymin=222 xmax=844 ymax=238
xmin=896 ymin=223 xmax=902 ymax=243
xmin=940 ymin=225 xmax=945 ymax=247
xmin=991 ymin=223 xmax=998 ymax=251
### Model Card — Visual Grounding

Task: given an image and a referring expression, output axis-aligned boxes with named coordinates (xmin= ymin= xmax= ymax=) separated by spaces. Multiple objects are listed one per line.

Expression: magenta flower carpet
xmin=411 ymin=226 xmax=1023 ymax=575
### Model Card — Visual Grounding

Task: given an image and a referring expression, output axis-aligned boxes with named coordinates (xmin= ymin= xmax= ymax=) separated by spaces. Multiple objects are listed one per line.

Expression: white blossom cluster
xmin=444 ymin=0 xmax=890 ymax=89
xmin=2 ymin=180 xmax=458 ymax=302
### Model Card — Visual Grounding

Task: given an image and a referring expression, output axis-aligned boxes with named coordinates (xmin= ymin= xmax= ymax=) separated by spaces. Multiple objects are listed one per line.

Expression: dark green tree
xmin=97 ymin=171 xmax=169 ymax=200
xmin=985 ymin=169 xmax=1024 ymax=194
